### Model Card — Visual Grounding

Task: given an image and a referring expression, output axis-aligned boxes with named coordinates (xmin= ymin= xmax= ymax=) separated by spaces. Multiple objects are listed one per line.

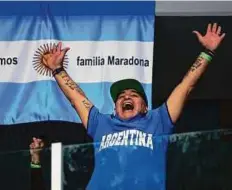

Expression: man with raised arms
xmin=43 ymin=23 xmax=225 ymax=190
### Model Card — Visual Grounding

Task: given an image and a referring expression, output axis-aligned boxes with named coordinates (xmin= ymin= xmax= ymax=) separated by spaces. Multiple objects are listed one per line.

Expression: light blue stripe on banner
xmin=0 ymin=15 xmax=154 ymax=42
xmin=0 ymin=81 xmax=152 ymax=125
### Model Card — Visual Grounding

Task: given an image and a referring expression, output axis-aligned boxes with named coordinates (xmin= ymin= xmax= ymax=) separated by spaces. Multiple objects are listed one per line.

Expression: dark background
xmin=153 ymin=16 xmax=232 ymax=100
xmin=153 ymin=16 xmax=232 ymax=133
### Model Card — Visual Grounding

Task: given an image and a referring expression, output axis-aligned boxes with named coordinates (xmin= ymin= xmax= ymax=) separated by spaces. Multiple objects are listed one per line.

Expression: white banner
xmin=0 ymin=41 xmax=153 ymax=83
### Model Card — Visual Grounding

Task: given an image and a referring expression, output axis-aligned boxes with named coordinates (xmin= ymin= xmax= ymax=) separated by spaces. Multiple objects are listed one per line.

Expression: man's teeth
xmin=123 ymin=103 xmax=132 ymax=107
xmin=123 ymin=103 xmax=134 ymax=110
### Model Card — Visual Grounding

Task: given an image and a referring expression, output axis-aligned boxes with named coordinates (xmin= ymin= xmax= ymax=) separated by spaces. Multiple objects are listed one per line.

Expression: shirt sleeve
xmin=152 ymin=103 xmax=175 ymax=134
xmin=87 ymin=106 xmax=102 ymax=138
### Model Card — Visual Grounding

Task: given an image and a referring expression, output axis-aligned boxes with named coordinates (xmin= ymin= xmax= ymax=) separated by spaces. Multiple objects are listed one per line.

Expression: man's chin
xmin=120 ymin=111 xmax=137 ymax=120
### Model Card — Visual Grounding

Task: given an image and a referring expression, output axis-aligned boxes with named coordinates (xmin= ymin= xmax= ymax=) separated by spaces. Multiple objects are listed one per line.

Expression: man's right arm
xmin=54 ymin=70 xmax=93 ymax=128
xmin=43 ymin=42 xmax=93 ymax=128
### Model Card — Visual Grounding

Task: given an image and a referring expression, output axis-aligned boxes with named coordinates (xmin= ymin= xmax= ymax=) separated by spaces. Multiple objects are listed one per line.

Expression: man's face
xmin=115 ymin=89 xmax=147 ymax=120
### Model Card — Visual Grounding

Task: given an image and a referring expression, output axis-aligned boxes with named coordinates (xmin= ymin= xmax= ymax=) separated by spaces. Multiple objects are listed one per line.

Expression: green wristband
xmin=199 ymin=52 xmax=213 ymax=63
xmin=31 ymin=163 xmax=41 ymax=169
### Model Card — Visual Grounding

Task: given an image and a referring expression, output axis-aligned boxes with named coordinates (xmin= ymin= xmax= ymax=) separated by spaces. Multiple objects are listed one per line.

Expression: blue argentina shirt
xmin=87 ymin=103 xmax=174 ymax=190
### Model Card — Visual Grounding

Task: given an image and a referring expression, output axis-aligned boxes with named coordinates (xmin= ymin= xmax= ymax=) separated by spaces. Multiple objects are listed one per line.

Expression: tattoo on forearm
xmin=82 ymin=99 xmax=92 ymax=110
xmin=190 ymin=57 xmax=203 ymax=72
xmin=183 ymin=56 xmax=205 ymax=80
xmin=58 ymin=71 xmax=85 ymax=96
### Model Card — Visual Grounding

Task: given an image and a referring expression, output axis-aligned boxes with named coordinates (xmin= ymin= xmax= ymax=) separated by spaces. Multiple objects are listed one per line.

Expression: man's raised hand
xmin=193 ymin=23 xmax=225 ymax=52
xmin=43 ymin=42 xmax=70 ymax=71
xmin=30 ymin=137 xmax=45 ymax=156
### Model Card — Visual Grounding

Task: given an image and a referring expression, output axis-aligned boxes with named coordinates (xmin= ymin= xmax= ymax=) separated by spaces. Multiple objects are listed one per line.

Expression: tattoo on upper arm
xmin=58 ymin=71 xmax=85 ymax=96
xmin=190 ymin=57 xmax=203 ymax=72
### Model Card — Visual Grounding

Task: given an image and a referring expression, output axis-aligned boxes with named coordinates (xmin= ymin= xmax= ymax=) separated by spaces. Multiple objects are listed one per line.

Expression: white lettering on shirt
xmin=99 ymin=129 xmax=154 ymax=151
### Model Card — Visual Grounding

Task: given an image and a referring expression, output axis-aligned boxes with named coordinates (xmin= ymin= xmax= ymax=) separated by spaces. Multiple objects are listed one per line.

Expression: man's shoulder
xmin=90 ymin=106 xmax=114 ymax=121
xmin=150 ymin=103 xmax=167 ymax=114
xmin=145 ymin=103 xmax=167 ymax=120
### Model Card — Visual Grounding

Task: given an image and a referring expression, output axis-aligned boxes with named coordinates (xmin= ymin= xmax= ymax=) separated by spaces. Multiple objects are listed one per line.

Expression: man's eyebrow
xmin=118 ymin=91 xmax=125 ymax=96
xmin=131 ymin=90 xmax=138 ymax=93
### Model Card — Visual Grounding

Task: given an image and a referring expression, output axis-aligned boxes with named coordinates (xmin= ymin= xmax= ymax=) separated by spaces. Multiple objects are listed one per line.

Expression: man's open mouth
xmin=122 ymin=102 xmax=134 ymax=111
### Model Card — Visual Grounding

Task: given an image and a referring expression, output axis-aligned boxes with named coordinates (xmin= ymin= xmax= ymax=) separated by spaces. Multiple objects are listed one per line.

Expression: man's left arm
xmin=167 ymin=23 xmax=225 ymax=124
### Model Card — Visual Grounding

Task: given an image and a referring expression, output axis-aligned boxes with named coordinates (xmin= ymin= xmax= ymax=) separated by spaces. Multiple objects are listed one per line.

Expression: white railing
xmin=51 ymin=142 xmax=63 ymax=190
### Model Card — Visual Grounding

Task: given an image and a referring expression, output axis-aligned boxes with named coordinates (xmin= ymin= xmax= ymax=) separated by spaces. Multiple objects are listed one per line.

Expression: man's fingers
xmin=41 ymin=142 xmax=45 ymax=148
xmin=52 ymin=43 xmax=56 ymax=54
xmin=62 ymin=47 xmax=70 ymax=54
xmin=60 ymin=47 xmax=70 ymax=58
xmin=216 ymin=26 xmax=221 ymax=35
xmin=32 ymin=137 xmax=37 ymax=142
xmin=220 ymin=33 xmax=226 ymax=41
xmin=34 ymin=142 xmax=39 ymax=147
xmin=207 ymin=23 xmax=212 ymax=33
xmin=33 ymin=137 xmax=40 ymax=143
xmin=212 ymin=23 xmax=217 ymax=33
xmin=57 ymin=42 xmax=62 ymax=53
xmin=31 ymin=137 xmax=44 ymax=149
xmin=193 ymin=31 xmax=203 ymax=42
xmin=42 ymin=55 xmax=48 ymax=66
xmin=34 ymin=138 xmax=39 ymax=147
